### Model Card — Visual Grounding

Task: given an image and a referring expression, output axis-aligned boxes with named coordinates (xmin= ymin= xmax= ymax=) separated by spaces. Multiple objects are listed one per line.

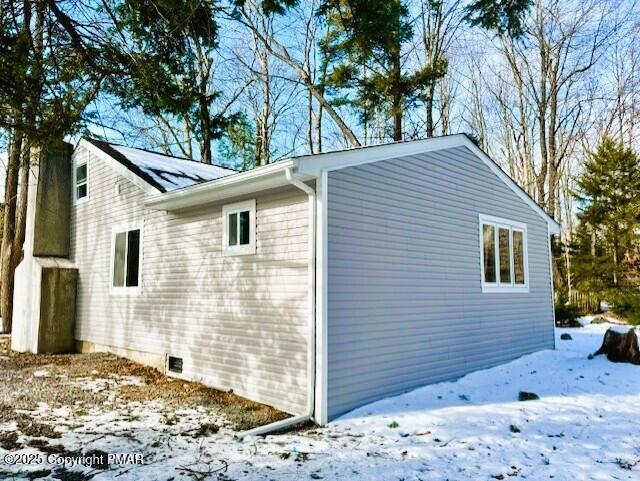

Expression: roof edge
xmin=144 ymin=159 xmax=310 ymax=210
xmin=138 ymin=133 xmax=560 ymax=234
xmin=82 ymin=137 xmax=167 ymax=192
xmin=295 ymin=133 xmax=560 ymax=234
xmin=77 ymin=138 xmax=162 ymax=195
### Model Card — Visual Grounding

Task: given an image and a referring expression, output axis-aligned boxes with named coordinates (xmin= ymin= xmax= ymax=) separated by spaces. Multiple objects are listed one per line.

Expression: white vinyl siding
xmin=326 ymin=145 xmax=554 ymax=419
xmin=69 ymin=145 xmax=309 ymax=414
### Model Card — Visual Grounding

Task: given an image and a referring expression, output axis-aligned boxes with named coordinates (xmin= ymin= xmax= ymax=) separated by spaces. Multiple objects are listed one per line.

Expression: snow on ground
xmin=1 ymin=323 xmax=639 ymax=480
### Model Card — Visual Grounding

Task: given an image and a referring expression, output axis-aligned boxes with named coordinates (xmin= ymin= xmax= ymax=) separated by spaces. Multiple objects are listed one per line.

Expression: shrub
xmin=607 ymin=289 xmax=640 ymax=325
xmin=554 ymin=302 xmax=584 ymax=327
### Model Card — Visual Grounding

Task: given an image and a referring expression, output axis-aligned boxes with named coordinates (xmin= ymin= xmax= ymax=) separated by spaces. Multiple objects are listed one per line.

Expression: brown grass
xmin=0 ymin=337 xmax=287 ymax=431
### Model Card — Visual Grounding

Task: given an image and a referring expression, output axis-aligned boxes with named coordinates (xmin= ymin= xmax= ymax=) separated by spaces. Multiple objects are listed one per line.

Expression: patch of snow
xmin=32 ymin=370 xmax=49 ymax=378
xmin=609 ymin=324 xmax=635 ymax=334
xmin=1 ymin=323 xmax=638 ymax=480
xmin=72 ymin=375 xmax=146 ymax=394
xmin=109 ymin=144 xmax=236 ymax=192
xmin=577 ymin=315 xmax=594 ymax=326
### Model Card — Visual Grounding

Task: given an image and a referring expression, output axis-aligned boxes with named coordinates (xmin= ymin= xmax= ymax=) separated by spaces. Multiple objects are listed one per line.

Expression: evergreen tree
xmin=318 ymin=0 xmax=447 ymax=141
xmin=217 ymin=113 xmax=258 ymax=171
xmin=572 ymin=137 xmax=640 ymax=293
xmin=102 ymin=0 xmax=236 ymax=164
xmin=464 ymin=0 xmax=532 ymax=38
xmin=0 ymin=0 xmax=100 ymax=332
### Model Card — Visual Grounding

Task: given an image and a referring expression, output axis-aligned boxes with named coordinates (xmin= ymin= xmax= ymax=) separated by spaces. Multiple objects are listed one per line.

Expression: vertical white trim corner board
xmin=315 ymin=168 xmax=329 ymax=425
xmin=221 ymin=199 xmax=256 ymax=256
xmin=109 ymin=221 xmax=144 ymax=296
xmin=238 ymin=167 xmax=319 ymax=438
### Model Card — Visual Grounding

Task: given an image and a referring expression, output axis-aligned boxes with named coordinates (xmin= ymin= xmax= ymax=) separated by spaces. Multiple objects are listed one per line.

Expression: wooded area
xmin=0 ymin=0 xmax=639 ymax=332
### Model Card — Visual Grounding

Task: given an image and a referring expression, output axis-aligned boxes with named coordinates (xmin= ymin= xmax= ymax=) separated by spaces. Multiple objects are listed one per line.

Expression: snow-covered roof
xmin=85 ymin=138 xmax=237 ymax=193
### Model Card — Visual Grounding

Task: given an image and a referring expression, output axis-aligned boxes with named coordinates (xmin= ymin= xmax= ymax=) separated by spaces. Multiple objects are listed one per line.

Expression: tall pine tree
xmin=104 ymin=0 xmax=235 ymax=164
xmin=572 ymin=137 xmax=640 ymax=294
xmin=318 ymin=0 xmax=447 ymax=141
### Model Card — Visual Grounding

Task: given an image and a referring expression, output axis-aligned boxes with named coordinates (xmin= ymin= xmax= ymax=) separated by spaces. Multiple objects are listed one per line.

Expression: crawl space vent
xmin=168 ymin=356 xmax=183 ymax=374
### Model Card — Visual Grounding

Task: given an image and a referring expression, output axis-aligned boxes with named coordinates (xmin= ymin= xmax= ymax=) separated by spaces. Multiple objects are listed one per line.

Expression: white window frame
xmin=110 ymin=222 xmax=143 ymax=295
xmin=73 ymin=157 xmax=89 ymax=204
xmin=479 ymin=214 xmax=529 ymax=293
xmin=222 ymin=199 xmax=256 ymax=256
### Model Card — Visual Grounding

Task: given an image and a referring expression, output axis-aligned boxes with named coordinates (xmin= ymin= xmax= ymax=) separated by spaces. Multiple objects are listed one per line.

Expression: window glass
xmin=76 ymin=163 xmax=87 ymax=199
xmin=222 ymin=200 xmax=255 ymax=256
xmin=126 ymin=229 xmax=140 ymax=287
xmin=76 ymin=163 xmax=87 ymax=183
xmin=76 ymin=184 xmax=87 ymax=199
xmin=113 ymin=232 xmax=126 ymax=287
xmin=499 ymin=228 xmax=511 ymax=283
xmin=228 ymin=213 xmax=238 ymax=246
xmin=483 ymin=224 xmax=496 ymax=283
xmin=513 ymin=230 xmax=525 ymax=284
xmin=239 ymin=211 xmax=250 ymax=245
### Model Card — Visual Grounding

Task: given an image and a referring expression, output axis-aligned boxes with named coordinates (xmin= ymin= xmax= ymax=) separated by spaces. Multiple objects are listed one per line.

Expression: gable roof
xmin=294 ymin=134 xmax=561 ymax=233
xmin=83 ymin=138 xmax=237 ymax=193
xmin=135 ymin=134 xmax=559 ymax=234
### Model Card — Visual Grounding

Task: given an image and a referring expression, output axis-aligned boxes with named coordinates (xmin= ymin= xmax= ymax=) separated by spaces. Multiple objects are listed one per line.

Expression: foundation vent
xmin=168 ymin=356 xmax=183 ymax=373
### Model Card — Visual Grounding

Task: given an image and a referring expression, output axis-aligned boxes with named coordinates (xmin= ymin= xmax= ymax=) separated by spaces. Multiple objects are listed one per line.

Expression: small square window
xmin=223 ymin=200 xmax=256 ymax=256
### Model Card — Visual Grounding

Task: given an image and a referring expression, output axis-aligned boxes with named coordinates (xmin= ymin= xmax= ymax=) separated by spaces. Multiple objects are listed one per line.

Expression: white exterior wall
xmin=69 ymin=145 xmax=309 ymax=414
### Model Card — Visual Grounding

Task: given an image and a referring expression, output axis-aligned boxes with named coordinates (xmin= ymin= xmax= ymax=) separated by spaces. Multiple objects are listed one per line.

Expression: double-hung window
xmin=112 ymin=225 xmax=142 ymax=291
xmin=222 ymin=199 xmax=256 ymax=256
xmin=479 ymin=214 xmax=528 ymax=293
xmin=74 ymin=159 xmax=88 ymax=202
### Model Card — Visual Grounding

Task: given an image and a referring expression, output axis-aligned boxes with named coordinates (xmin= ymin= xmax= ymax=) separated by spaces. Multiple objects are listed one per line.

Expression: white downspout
xmin=238 ymin=166 xmax=316 ymax=438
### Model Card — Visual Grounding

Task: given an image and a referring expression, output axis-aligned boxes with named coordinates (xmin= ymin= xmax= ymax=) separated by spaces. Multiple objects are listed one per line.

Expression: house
xmin=15 ymin=134 xmax=560 ymax=430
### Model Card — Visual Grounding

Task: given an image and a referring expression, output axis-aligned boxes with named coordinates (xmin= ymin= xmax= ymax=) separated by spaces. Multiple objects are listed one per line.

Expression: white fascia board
xmin=296 ymin=134 xmax=561 ymax=235
xmin=76 ymin=138 xmax=161 ymax=195
xmin=143 ymin=159 xmax=313 ymax=211
xmin=463 ymin=138 xmax=562 ymax=235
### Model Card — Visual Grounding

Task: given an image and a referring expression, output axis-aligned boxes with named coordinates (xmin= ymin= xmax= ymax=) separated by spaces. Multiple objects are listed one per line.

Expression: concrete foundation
xmin=76 ymin=340 xmax=166 ymax=372
xmin=12 ymin=142 xmax=78 ymax=354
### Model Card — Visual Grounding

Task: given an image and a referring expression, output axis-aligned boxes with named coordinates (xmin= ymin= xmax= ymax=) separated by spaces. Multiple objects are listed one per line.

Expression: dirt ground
xmin=0 ymin=336 xmax=288 ymax=435
xmin=0 ymin=336 xmax=319 ymax=480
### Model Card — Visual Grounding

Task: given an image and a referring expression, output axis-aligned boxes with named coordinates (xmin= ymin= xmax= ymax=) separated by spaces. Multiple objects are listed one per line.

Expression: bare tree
xmin=418 ymin=0 xmax=464 ymax=137
xmin=481 ymin=0 xmax=617 ymax=217
xmin=232 ymin=0 xmax=361 ymax=147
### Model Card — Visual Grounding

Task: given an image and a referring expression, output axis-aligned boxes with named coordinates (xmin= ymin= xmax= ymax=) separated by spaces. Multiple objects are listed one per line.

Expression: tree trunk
xmin=14 ymin=147 xmax=31 ymax=266
xmin=307 ymin=90 xmax=314 ymax=154
xmin=591 ymin=328 xmax=640 ymax=365
xmin=391 ymin=7 xmax=402 ymax=142
xmin=199 ymin=95 xmax=212 ymax=164
xmin=239 ymin=12 xmax=360 ymax=147
xmin=425 ymin=83 xmax=435 ymax=137
xmin=0 ymin=130 xmax=23 ymax=333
